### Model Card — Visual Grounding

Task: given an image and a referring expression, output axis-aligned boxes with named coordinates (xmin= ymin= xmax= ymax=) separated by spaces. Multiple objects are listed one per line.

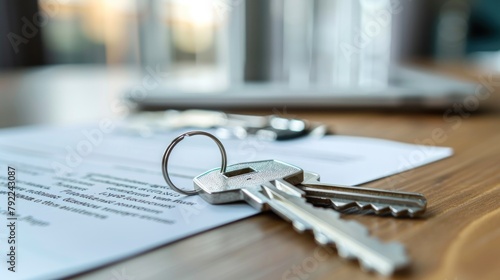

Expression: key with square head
xmin=194 ymin=159 xmax=409 ymax=275
xmin=299 ymin=172 xmax=427 ymax=217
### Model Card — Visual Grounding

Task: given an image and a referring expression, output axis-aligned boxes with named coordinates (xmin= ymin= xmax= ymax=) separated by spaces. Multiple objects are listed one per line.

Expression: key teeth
xmin=359 ymin=260 xmax=375 ymax=273
xmin=357 ymin=245 xmax=406 ymax=276
xmin=292 ymin=220 xmax=308 ymax=233
xmin=387 ymin=242 xmax=409 ymax=257
xmin=328 ymin=199 xmax=424 ymax=217
xmin=344 ymin=231 xmax=407 ymax=272
xmin=390 ymin=206 xmax=406 ymax=214
xmin=336 ymin=245 xmax=356 ymax=260
xmin=314 ymin=232 xmax=329 ymax=246
xmin=359 ymin=261 xmax=395 ymax=277
xmin=264 ymin=185 xmax=411 ymax=275
xmin=311 ymin=221 xmax=409 ymax=275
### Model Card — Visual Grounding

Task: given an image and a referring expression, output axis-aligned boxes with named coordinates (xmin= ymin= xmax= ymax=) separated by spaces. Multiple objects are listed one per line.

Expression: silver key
xmin=300 ymin=172 xmax=427 ymax=217
xmin=194 ymin=160 xmax=409 ymax=275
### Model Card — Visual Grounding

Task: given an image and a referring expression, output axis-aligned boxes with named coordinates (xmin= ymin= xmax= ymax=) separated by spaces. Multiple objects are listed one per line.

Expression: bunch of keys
xmin=162 ymin=131 xmax=427 ymax=276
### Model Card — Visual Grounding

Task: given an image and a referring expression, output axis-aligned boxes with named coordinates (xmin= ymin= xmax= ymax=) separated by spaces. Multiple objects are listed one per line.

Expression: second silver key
xmin=300 ymin=172 xmax=427 ymax=217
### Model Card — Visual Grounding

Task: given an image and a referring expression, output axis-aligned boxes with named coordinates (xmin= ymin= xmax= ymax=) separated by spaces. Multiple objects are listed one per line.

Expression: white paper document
xmin=0 ymin=124 xmax=453 ymax=279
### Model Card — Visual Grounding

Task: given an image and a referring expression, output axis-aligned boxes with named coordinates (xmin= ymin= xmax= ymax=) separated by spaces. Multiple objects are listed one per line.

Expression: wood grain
xmin=72 ymin=66 xmax=500 ymax=280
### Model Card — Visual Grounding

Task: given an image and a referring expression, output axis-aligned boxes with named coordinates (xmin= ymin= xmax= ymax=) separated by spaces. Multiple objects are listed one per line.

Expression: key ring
xmin=162 ymin=131 xmax=227 ymax=196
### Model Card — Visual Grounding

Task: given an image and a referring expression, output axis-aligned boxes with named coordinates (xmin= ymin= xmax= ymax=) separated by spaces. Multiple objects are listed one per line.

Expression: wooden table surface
xmin=1 ymin=63 xmax=498 ymax=280
xmin=68 ymin=64 xmax=499 ymax=280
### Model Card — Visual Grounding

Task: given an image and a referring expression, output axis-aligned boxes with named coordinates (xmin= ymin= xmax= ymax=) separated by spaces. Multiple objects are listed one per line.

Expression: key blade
xmin=301 ymin=172 xmax=427 ymax=217
xmin=254 ymin=180 xmax=410 ymax=276
xmin=305 ymin=187 xmax=427 ymax=217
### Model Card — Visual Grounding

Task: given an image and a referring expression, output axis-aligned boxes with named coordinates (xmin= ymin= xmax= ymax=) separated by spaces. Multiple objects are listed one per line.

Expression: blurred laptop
xmin=128 ymin=0 xmax=478 ymax=109
xmin=129 ymin=67 xmax=476 ymax=109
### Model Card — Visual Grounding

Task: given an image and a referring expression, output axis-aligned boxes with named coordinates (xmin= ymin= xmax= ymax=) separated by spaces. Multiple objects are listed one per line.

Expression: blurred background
xmin=0 ymin=0 xmax=499 ymax=127
xmin=2 ymin=0 xmax=500 ymax=72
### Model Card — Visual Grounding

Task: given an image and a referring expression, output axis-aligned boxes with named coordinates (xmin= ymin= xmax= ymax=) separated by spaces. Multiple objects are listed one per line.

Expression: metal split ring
xmin=162 ymin=131 xmax=227 ymax=196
